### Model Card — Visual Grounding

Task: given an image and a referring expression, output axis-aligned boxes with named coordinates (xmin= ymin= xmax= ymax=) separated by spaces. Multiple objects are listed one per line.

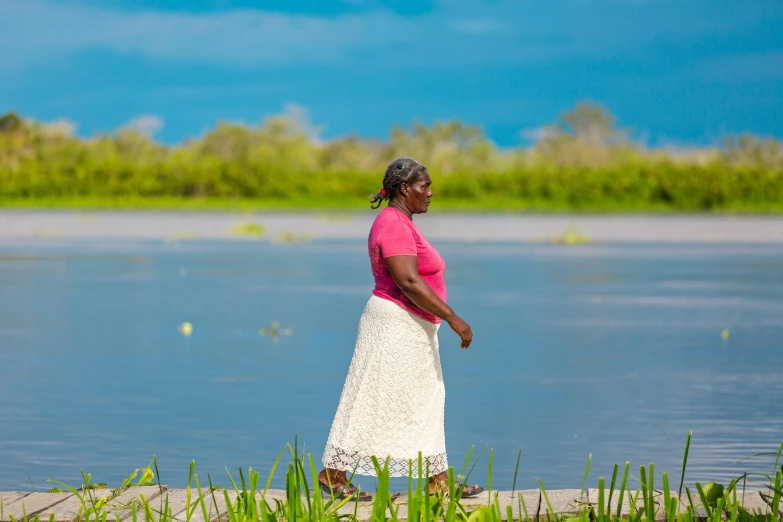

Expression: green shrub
xmin=1 ymin=106 xmax=782 ymax=211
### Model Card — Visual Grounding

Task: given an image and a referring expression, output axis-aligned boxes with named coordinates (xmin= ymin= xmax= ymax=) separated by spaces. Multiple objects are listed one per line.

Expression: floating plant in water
xmin=178 ymin=322 xmax=193 ymax=337
xmin=231 ymin=223 xmax=267 ymax=237
xmin=552 ymin=223 xmax=590 ymax=245
xmin=259 ymin=320 xmax=293 ymax=344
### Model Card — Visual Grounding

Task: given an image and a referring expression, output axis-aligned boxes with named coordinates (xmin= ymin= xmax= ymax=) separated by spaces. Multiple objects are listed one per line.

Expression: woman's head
xmin=370 ymin=157 xmax=433 ymax=214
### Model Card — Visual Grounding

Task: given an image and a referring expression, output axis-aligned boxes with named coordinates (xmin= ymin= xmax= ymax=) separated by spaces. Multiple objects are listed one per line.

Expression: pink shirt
xmin=368 ymin=207 xmax=447 ymax=324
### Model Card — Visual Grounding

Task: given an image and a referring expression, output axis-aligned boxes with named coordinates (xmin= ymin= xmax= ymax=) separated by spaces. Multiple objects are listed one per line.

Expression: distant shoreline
xmin=3 ymin=197 xmax=783 ymax=214
xmin=3 ymin=210 xmax=783 ymax=243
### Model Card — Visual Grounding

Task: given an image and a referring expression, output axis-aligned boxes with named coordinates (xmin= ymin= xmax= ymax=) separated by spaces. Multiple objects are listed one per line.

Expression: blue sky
xmin=1 ymin=0 xmax=782 ymax=147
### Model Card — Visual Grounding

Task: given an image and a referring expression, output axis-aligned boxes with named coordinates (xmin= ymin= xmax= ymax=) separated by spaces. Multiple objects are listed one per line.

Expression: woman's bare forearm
xmin=398 ymin=278 xmax=457 ymax=323
xmin=384 ymin=255 xmax=460 ymax=323
xmin=384 ymin=255 xmax=473 ymax=347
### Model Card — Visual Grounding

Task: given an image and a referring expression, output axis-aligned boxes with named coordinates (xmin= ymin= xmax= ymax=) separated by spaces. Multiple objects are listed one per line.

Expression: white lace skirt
xmin=322 ymin=295 xmax=447 ymax=478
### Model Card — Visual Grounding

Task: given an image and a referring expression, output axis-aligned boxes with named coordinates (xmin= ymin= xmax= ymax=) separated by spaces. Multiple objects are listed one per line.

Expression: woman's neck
xmin=388 ymin=201 xmax=413 ymax=220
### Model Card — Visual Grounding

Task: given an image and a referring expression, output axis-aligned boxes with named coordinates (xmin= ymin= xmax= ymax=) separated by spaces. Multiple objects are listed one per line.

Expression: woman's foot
xmin=428 ymin=472 xmax=485 ymax=498
xmin=318 ymin=468 xmax=373 ymax=501
xmin=428 ymin=472 xmax=449 ymax=494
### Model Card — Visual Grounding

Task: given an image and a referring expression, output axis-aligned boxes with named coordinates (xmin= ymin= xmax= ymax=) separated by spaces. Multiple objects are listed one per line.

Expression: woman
xmin=319 ymin=157 xmax=484 ymax=500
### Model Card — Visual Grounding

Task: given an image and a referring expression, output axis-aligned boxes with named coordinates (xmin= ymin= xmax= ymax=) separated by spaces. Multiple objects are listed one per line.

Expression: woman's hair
xmin=370 ymin=157 xmax=427 ymax=209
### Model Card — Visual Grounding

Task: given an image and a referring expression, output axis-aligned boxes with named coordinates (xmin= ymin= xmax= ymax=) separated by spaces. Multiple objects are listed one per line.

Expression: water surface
xmin=1 ymin=238 xmax=781 ymax=491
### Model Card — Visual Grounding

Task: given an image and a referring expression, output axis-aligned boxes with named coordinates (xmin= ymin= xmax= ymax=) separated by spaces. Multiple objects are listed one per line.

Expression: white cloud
xmin=520 ymin=125 xmax=559 ymax=143
xmin=450 ymin=18 xmax=503 ymax=35
xmin=122 ymin=114 xmax=164 ymax=136
xmin=0 ymin=0 xmax=411 ymax=68
xmin=0 ymin=0 xmax=777 ymax=71
xmin=690 ymin=51 xmax=783 ymax=83
xmin=38 ymin=119 xmax=78 ymax=138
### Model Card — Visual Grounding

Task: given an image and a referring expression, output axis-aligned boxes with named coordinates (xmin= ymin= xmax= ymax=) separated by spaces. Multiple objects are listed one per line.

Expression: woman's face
xmin=401 ymin=171 xmax=433 ymax=214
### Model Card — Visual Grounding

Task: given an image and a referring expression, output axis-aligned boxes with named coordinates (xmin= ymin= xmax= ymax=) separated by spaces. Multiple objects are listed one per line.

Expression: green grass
xmin=7 ymin=436 xmax=783 ymax=522
xmin=5 ymin=196 xmax=783 ymax=214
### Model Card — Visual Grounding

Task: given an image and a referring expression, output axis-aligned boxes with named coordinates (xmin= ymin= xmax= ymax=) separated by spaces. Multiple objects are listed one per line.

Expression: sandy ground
xmin=1 ymin=210 xmax=783 ymax=243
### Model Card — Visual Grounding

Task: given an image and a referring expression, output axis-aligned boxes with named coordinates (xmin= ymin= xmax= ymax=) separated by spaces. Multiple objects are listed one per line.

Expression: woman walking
xmin=319 ymin=157 xmax=484 ymax=500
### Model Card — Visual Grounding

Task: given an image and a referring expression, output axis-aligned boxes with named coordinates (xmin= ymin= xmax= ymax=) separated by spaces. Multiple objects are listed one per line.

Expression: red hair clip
xmin=380 ymin=188 xmax=387 ymax=196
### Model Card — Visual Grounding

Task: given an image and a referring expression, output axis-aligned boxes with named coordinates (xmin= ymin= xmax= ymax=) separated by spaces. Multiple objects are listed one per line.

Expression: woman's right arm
xmin=384 ymin=255 xmax=473 ymax=349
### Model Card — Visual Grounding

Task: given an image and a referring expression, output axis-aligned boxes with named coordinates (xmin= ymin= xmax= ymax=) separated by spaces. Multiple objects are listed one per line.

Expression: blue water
xmin=1 ymin=239 xmax=782 ymax=492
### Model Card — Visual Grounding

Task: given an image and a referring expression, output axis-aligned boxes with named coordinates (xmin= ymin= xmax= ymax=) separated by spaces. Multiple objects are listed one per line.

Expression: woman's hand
xmin=447 ymin=315 xmax=473 ymax=349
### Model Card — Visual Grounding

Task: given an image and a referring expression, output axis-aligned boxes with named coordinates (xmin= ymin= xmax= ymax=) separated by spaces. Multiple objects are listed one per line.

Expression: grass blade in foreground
xmin=27 ymin=435 xmax=783 ymax=522
xmin=679 ymin=431 xmax=692 ymax=500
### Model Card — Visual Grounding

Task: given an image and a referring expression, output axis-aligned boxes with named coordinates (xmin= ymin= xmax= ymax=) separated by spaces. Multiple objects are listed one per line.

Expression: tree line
xmin=1 ymin=103 xmax=782 ymax=210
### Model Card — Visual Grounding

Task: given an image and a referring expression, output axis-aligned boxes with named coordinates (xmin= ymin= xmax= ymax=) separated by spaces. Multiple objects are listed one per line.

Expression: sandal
xmin=455 ymin=484 xmax=485 ymax=498
xmin=431 ymin=480 xmax=485 ymax=498
xmin=319 ymin=479 xmax=373 ymax=502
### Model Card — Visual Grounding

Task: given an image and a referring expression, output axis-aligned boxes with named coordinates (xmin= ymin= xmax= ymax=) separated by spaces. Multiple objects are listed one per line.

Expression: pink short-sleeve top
xmin=368 ymin=207 xmax=446 ymax=324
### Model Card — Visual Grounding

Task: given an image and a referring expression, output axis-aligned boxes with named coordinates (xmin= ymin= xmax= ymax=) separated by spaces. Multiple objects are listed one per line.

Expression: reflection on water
xmin=0 ymin=240 xmax=781 ymax=492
